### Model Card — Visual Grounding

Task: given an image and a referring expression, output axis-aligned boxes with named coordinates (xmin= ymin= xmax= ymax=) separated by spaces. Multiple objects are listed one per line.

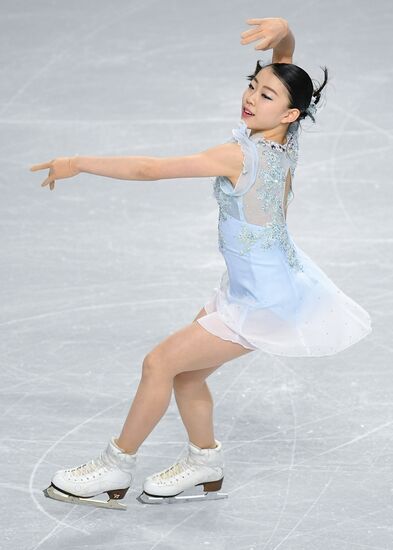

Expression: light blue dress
xmin=196 ymin=119 xmax=372 ymax=356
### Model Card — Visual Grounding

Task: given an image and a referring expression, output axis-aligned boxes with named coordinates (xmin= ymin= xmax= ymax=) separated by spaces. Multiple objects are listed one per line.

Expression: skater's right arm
xmin=30 ymin=143 xmax=246 ymax=189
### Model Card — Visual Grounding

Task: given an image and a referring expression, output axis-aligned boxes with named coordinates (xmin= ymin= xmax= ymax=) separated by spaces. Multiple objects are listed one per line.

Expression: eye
xmin=248 ymin=83 xmax=272 ymax=100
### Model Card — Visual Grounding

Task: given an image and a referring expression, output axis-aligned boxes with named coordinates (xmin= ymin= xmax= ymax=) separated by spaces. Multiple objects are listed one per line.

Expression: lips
xmin=242 ymin=107 xmax=254 ymax=116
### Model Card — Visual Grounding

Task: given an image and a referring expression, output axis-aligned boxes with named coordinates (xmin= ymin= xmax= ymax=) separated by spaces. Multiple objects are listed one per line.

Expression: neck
xmin=250 ymin=124 xmax=289 ymax=145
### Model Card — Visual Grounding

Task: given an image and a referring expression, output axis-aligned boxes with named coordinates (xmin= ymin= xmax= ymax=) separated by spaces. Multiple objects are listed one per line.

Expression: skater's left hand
xmin=240 ymin=17 xmax=289 ymax=51
xmin=30 ymin=157 xmax=80 ymax=191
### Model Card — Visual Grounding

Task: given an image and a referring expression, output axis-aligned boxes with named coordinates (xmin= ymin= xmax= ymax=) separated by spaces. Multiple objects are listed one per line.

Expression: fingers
xmin=254 ymin=43 xmax=267 ymax=51
xmin=241 ymin=25 xmax=260 ymax=37
xmin=30 ymin=160 xmax=56 ymax=190
xmin=41 ymin=175 xmax=55 ymax=189
xmin=241 ymin=31 xmax=265 ymax=45
xmin=241 ymin=29 xmax=260 ymax=41
xmin=30 ymin=161 xmax=52 ymax=171
xmin=241 ymin=20 xmax=264 ymax=44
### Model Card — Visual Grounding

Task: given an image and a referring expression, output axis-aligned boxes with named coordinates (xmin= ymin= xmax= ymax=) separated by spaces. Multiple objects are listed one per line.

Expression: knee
xmin=142 ymin=351 xmax=167 ymax=378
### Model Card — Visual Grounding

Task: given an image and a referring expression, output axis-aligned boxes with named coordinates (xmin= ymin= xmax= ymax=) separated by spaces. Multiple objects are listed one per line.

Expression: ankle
xmin=114 ymin=437 xmax=138 ymax=455
xmin=191 ymin=440 xmax=217 ymax=450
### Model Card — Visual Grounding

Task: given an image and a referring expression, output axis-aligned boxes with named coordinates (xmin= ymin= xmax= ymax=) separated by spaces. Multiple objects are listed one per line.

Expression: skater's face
xmin=241 ymin=67 xmax=300 ymax=137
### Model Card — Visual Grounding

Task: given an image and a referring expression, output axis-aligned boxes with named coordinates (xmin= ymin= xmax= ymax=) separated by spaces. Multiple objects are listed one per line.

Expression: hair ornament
xmin=305 ymin=98 xmax=318 ymax=118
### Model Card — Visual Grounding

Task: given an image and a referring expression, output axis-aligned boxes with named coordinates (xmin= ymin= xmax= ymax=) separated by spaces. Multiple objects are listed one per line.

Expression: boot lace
xmin=70 ymin=451 xmax=109 ymax=477
xmin=158 ymin=456 xmax=196 ymax=480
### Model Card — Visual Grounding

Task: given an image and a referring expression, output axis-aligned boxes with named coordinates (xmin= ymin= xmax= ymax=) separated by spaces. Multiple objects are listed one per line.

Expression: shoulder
xmin=201 ymin=141 xmax=245 ymax=173
xmin=205 ymin=120 xmax=259 ymax=182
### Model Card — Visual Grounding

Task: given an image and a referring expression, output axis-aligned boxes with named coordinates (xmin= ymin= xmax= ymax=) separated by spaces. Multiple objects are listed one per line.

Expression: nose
xmin=246 ymin=90 xmax=255 ymax=105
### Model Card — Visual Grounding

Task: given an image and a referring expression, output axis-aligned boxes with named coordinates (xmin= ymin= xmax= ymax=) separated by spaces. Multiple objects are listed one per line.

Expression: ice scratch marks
xmin=0 ymin=296 xmax=192 ymax=327
xmin=262 ymin=379 xmax=299 ymax=550
xmin=29 ymin=507 xmax=96 ymax=550
xmin=311 ymin=418 xmax=393 ymax=459
xmin=270 ymin=467 xmax=338 ymax=550
xmin=226 ymin=408 xmax=390 ymax=497
xmin=227 ymin=415 xmax=393 ymax=529
xmin=286 ymin=504 xmax=393 ymax=547
xmin=147 ymin=507 xmax=203 ymax=550
xmin=0 ymin=0 xmax=159 ymax=119
xmin=328 ymin=100 xmax=393 ymax=231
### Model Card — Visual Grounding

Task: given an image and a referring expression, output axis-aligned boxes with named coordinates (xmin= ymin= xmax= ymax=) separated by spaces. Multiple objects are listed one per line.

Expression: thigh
xmin=174 ymin=307 xmax=222 ymax=385
xmin=146 ymin=306 xmax=255 ymax=378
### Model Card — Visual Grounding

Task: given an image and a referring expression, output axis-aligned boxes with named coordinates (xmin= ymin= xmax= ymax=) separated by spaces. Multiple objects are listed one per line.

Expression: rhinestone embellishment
xmin=211 ymin=120 xmax=304 ymax=272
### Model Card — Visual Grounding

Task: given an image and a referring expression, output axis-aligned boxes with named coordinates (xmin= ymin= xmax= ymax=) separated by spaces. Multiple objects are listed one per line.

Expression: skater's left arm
xmin=240 ymin=17 xmax=295 ymax=63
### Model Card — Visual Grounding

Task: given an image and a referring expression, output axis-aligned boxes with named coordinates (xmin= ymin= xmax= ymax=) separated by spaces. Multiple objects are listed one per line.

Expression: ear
xmin=281 ymin=108 xmax=300 ymax=124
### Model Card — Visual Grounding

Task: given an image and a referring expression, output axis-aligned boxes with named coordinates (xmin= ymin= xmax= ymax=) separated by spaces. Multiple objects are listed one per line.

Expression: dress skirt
xmin=196 ymin=213 xmax=372 ymax=356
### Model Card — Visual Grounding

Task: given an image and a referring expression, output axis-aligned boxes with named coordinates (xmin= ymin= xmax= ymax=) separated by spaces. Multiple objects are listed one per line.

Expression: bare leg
xmin=174 ymin=377 xmax=218 ymax=449
xmin=116 ymin=367 xmax=173 ymax=454
xmin=116 ymin=309 xmax=253 ymax=454
xmin=173 ymin=307 xmax=223 ymax=450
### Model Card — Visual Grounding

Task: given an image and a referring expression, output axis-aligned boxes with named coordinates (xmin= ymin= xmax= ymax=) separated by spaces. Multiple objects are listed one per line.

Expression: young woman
xmin=30 ymin=17 xmax=372 ymax=509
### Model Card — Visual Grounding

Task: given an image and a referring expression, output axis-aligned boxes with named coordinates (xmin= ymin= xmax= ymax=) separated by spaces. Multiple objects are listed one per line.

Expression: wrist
xmin=279 ymin=18 xmax=289 ymax=35
xmin=70 ymin=155 xmax=81 ymax=174
xmin=273 ymin=28 xmax=295 ymax=63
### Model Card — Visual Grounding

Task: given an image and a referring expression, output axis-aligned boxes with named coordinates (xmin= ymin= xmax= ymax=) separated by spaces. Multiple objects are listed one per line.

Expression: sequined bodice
xmin=212 ymin=119 xmax=304 ymax=272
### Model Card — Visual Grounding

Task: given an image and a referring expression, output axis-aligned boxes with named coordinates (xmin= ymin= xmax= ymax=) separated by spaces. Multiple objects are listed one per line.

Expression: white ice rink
xmin=1 ymin=0 xmax=391 ymax=548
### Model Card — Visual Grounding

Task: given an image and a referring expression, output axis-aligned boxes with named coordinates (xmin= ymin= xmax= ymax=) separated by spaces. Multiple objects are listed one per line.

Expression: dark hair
xmin=246 ymin=59 xmax=329 ymax=124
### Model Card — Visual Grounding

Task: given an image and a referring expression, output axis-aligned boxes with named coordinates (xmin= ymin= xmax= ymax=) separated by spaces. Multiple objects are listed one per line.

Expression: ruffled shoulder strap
xmin=231 ymin=119 xmax=252 ymax=140
xmin=220 ymin=120 xmax=259 ymax=196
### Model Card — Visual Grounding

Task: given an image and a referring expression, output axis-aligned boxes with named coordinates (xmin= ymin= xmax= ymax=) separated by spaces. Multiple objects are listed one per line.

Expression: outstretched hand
xmin=240 ymin=17 xmax=288 ymax=51
xmin=29 ymin=157 xmax=80 ymax=191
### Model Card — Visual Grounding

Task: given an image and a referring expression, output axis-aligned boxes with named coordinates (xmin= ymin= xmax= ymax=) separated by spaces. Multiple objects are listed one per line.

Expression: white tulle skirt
xmin=197 ymin=213 xmax=372 ymax=357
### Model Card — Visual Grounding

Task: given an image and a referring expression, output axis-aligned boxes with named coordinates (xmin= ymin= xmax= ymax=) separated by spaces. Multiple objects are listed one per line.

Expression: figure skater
xmin=30 ymin=17 xmax=372 ymax=509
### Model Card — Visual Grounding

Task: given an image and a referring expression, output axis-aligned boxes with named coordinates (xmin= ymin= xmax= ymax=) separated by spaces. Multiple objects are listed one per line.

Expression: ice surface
xmin=1 ymin=0 xmax=391 ymax=548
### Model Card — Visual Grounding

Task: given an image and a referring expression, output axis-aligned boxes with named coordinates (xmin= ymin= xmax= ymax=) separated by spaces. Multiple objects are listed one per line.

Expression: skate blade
xmin=136 ymin=484 xmax=228 ymax=505
xmin=43 ymin=484 xmax=127 ymax=511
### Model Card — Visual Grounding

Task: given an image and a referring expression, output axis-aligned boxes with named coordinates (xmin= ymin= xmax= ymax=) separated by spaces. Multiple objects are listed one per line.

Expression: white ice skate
xmin=137 ymin=439 xmax=228 ymax=504
xmin=43 ymin=436 xmax=137 ymax=510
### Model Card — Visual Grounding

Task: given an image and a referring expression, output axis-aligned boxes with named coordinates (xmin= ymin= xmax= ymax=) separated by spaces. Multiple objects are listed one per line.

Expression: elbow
xmin=141 ymin=158 xmax=161 ymax=181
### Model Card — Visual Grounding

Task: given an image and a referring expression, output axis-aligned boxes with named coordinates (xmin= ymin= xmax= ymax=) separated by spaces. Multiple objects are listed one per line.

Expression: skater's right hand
xmin=240 ymin=17 xmax=289 ymax=51
xmin=29 ymin=157 xmax=80 ymax=191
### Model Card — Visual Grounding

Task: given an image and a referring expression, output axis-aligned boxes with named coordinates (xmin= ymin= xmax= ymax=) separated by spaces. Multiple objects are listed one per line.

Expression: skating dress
xmin=196 ymin=119 xmax=372 ymax=356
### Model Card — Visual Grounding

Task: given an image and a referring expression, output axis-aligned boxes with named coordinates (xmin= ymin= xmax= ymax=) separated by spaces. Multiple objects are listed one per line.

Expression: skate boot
xmin=43 ymin=436 xmax=137 ymax=510
xmin=137 ymin=439 xmax=228 ymax=504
